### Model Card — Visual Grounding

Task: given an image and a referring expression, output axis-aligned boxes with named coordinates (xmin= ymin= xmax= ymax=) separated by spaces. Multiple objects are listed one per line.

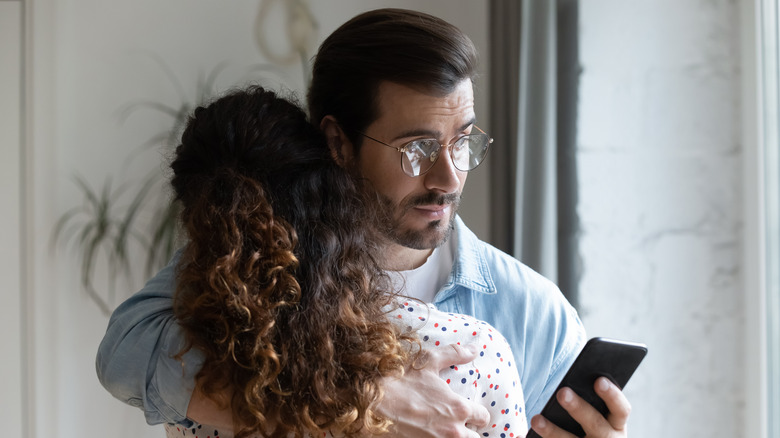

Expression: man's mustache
xmin=407 ymin=192 xmax=461 ymax=208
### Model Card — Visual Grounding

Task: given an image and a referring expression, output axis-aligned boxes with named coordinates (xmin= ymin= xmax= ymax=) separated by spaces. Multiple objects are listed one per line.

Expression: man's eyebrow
xmin=390 ymin=118 xmax=477 ymax=142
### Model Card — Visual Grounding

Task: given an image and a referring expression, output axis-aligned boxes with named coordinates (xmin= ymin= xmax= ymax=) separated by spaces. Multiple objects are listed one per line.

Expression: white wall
xmin=21 ymin=2 xmax=489 ymax=437
xmin=577 ymin=1 xmax=745 ymax=437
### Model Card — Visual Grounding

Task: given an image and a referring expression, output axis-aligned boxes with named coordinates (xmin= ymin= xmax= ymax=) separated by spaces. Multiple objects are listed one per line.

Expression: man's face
xmin=354 ymin=79 xmax=474 ymax=250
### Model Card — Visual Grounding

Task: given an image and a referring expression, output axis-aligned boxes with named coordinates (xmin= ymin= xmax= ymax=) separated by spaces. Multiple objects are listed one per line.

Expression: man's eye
xmin=413 ymin=139 xmax=438 ymax=152
xmin=454 ymin=137 xmax=470 ymax=151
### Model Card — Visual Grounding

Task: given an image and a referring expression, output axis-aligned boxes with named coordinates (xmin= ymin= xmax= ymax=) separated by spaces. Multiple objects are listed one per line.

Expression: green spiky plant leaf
xmin=51 ymin=175 xmax=147 ymax=315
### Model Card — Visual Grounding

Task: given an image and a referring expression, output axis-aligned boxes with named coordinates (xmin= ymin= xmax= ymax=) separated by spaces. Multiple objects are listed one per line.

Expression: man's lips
xmin=413 ymin=203 xmax=451 ymax=218
xmin=403 ymin=192 xmax=460 ymax=220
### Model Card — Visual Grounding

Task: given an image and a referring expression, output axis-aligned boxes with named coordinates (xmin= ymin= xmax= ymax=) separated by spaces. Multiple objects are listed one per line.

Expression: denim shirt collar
xmin=435 ymin=216 xmax=497 ymax=303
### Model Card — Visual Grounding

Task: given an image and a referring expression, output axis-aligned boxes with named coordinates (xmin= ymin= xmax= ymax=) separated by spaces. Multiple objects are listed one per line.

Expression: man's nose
xmin=423 ymin=146 xmax=463 ymax=193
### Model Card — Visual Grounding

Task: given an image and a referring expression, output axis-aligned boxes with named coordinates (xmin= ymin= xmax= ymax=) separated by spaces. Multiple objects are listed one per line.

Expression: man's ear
xmin=320 ymin=115 xmax=354 ymax=167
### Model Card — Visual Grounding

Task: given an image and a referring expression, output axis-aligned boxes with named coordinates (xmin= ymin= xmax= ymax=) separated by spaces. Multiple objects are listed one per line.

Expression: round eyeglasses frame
xmin=358 ymin=125 xmax=494 ymax=177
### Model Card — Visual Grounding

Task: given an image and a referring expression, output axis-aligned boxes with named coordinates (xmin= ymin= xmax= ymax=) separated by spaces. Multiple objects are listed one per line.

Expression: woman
xmin=166 ymin=86 xmax=527 ymax=437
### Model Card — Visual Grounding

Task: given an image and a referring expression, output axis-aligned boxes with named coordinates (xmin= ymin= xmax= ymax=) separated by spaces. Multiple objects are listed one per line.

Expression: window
xmin=760 ymin=1 xmax=780 ymax=436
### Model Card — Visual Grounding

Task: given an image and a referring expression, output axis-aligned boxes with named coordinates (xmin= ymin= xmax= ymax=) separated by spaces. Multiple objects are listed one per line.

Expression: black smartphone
xmin=526 ymin=337 xmax=648 ymax=438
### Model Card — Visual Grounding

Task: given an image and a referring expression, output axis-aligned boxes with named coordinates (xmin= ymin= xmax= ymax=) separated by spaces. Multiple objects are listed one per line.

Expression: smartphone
xmin=526 ymin=337 xmax=648 ymax=438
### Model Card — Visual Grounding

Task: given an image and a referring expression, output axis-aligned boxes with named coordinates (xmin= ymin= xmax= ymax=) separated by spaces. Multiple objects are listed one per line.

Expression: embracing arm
xmin=96 ymin=253 xmax=491 ymax=433
xmin=184 ymin=343 xmax=492 ymax=436
xmin=95 ymin=251 xmax=203 ymax=426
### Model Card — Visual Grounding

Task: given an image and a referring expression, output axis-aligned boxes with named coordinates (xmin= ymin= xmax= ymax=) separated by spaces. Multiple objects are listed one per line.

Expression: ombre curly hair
xmin=170 ymin=86 xmax=416 ymax=437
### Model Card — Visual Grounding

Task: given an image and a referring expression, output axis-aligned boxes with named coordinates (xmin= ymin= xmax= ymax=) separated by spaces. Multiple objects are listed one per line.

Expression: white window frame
xmin=760 ymin=1 xmax=780 ymax=436
xmin=744 ymin=0 xmax=780 ymax=437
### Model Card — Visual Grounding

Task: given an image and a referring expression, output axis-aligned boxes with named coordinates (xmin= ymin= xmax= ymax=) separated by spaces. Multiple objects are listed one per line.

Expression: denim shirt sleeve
xmin=518 ymin=283 xmax=586 ymax=418
xmin=95 ymin=250 xmax=203 ymax=426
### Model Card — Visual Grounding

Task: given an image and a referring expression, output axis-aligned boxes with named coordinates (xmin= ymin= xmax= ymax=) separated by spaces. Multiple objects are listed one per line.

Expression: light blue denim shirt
xmin=96 ymin=216 xmax=586 ymax=426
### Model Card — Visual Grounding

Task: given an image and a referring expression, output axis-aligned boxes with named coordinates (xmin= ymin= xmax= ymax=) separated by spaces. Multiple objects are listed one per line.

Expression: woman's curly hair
xmin=170 ymin=86 xmax=416 ymax=437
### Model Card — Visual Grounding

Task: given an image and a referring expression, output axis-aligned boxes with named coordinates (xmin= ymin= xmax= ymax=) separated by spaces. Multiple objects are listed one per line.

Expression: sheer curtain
xmin=488 ymin=0 xmax=580 ymax=306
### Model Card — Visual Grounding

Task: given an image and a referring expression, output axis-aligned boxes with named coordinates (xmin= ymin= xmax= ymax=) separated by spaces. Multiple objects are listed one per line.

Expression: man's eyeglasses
xmin=358 ymin=126 xmax=493 ymax=177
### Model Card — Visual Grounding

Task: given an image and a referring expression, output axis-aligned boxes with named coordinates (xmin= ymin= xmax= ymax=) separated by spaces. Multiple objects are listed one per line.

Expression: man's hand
xmin=529 ymin=377 xmax=631 ymax=437
xmin=375 ymin=343 xmax=491 ymax=438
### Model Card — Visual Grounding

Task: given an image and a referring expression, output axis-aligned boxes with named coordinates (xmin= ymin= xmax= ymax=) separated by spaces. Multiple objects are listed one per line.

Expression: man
xmin=97 ymin=9 xmax=632 ymax=438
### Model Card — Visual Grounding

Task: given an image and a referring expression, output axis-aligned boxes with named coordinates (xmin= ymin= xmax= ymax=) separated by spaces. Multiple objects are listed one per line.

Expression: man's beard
xmin=373 ymin=190 xmax=461 ymax=250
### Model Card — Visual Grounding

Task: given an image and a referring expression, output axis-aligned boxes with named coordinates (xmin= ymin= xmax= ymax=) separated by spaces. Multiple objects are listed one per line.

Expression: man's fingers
xmin=532 ymin=379 xmax=632 ymax=437
xmin=435 ymin=381 xmax=490 ymax=430
xmin=529 ymin=414 xmax=577 ymax=438
xmin=426 ymin=343 xmax=480 ymax=371
xmin=461 ymin=398 xmax=491 ymax=429
xmin=556 ymin=387 xmax=611 ymax=434
xmin=418 ymin=343 xmax=490 ymax=431
xmin=594 ymin=377 xmax=631 ymax=430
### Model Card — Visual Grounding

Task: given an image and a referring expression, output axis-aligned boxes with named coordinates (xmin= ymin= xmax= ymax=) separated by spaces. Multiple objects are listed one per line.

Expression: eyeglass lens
xmin=401 ymin=134 xmax=491 ymax=177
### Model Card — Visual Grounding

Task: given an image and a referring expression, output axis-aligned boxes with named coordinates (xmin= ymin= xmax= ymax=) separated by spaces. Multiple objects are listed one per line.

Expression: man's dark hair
xmin=307 ymin=8 xmax=478 ymax=150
